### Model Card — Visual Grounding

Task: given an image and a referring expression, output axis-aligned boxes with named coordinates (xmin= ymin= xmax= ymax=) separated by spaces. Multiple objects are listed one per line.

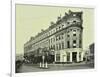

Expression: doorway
xmin=72 ymin=52 xmax=77 ymax=62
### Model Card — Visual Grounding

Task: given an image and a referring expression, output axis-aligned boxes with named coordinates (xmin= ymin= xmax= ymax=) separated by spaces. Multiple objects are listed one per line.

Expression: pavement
xmin=17 ymin=62 xmax=94 ymax=73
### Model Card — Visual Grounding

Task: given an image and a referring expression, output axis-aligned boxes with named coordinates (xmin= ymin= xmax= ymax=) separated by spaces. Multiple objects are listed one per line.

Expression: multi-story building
xmin=24 ymin=10 xmax=84 ymax=63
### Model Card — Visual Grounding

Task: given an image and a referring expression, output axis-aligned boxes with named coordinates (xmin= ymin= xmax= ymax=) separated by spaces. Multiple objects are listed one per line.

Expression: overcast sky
xmin=16 ymin=4 xmax=94 ymax=55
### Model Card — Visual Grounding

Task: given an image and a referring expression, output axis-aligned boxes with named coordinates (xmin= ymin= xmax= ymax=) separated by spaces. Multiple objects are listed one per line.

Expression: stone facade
xmin=24 ymin=10 xmax=84 ymax=63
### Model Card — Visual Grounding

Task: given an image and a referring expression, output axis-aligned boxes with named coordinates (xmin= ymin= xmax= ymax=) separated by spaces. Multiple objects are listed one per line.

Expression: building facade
xmin=24 ymin=10 xmax=84 ymax=63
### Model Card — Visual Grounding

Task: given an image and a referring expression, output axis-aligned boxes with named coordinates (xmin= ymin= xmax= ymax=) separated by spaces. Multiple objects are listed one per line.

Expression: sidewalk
xmin=25 ymin=61 xmax=87 ymax=67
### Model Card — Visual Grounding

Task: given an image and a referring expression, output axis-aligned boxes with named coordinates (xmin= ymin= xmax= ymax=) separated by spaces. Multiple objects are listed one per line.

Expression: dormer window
xmin=73 ymin=20 xmax=76 ymax=23
xmin=73 ymin=30 xmax=76 ymax=32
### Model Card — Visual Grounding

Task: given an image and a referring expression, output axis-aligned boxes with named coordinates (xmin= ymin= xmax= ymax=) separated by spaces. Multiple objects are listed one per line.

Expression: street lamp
xmin=41 ymin=47 xmax=49 ymax=69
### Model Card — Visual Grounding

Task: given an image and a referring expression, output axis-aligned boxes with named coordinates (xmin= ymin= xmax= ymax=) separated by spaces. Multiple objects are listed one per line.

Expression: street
xmin=17 ymin=62 xmax=94 ymax=73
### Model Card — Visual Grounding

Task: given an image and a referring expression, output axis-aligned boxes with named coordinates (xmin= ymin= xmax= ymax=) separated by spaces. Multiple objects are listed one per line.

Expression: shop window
xmin=79 ymin=52 xmax=81 ymax=60
xmin=56 ymin=54 xmax=60 ymax=61
xmin=67 ymin=53 xmax=70 ymax=61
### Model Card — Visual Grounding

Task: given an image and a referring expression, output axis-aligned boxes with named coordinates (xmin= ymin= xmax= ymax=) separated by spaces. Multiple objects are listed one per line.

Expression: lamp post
xmin=37 ymin=48 xmax=42 ymax=68
xmin=41 ymin=47 xmax=49 ymax=69
xmin=42 ymin=55 xmax=45 ymax=68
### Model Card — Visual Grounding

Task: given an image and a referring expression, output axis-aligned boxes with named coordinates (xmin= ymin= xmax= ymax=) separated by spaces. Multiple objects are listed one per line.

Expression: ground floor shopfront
xmin=54 ymin=48 xmax=84 ymax=63
xmin=24 ymin=48 xmax=84 ymax=64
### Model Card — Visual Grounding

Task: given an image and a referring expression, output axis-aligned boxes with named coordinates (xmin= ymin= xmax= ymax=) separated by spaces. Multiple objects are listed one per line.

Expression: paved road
xmin=17 ymin=63 xmax=94 ymax=73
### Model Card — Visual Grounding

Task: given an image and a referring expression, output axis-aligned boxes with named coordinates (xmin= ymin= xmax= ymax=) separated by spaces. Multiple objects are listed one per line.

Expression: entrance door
xmin=72 ymin=52 xmax=77 ymax=62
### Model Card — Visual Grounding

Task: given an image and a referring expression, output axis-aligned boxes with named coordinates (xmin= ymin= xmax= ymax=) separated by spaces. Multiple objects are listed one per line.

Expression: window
xmin=56 ymin=28 xmax=58 ymax=31
xmin=56 ymin=36 xmax=58 ymax=41
xmin=67 ymin=22 xmax=70 ymax=24
xmin=73 ymin=40 xmax=76 ymax=43
xmin=51 ymin=38 xmax=52 ymax=43
xmin=67 ymin=34 xmax=70 ymax=37
xmin=56 ymin=44 xmax=58 ymax=50
xmin=59 ymin=43 xmax=61 ymax=50
xmin=62 ymin=42 xmax=64 ymax=49
xmin=73 ymin=40 xmax=76 ymax=48
xmin=70 ymin=29 xmax=72 ymax=31
xmin=67 ymin=41 xmax=70 ymax=48
xmin=73 ymin=30 xmax=76 ymax=34
xmin=73 ymin=20 xmax=76 ymax=23
xmin=73 ymin=34 xmax=76 ymax=36
xmin=53 ymin=45 xmax=55 ymax=50
xmin=59 ymin=36 xmax=60 ymax=40
xmin=53 ymin=38 xmax=55 ymax=42
xmin=62 ymin=33 xmax=64 ymax=39
xmin=73 ymin=45 xmax=76 ymax=48
xmin=73 ymin=30 xmax=76 ymax=32
xmin=59 ymin=26 xmax=61 ymax=29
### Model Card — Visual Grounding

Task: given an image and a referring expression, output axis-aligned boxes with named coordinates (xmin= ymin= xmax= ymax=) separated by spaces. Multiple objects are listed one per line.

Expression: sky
xmin=16 ymin=4 xmax=94 ymax=55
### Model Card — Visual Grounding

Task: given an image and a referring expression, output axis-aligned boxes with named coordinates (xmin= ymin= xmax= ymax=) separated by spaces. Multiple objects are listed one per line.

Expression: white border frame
xmin=11 ymin=0 xmax=96 ymax=77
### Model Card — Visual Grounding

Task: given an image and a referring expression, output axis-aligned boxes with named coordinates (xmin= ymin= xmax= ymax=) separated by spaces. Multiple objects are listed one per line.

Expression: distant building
xmin=16 ymin=54 xmax=24 ymax=61
xmin=24 ymin=10 xmax=84 ymax=63
xmin=89 ymin=43 xmax=94 ymax=64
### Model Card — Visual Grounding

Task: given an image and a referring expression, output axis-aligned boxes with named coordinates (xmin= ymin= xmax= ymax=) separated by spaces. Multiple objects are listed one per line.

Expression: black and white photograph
xmin=15 ymin=4 xmax=94 ymax=73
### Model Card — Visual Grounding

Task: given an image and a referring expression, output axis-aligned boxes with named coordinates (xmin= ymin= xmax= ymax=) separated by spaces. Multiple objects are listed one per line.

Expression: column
xmin=66 ymin=53 xmax=67 ymax=62
xmin=77 ymin=52 xmax=79 ymax=62
xmin=70 ymin=52 xmax=72 ymax=62
xmin=42 ymin=56 xmax=45 ymax=68
xmin=55 ymin=53 xmax=56 ymax=62
xmin=81 ymin=52 xmax=83 ymax=61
